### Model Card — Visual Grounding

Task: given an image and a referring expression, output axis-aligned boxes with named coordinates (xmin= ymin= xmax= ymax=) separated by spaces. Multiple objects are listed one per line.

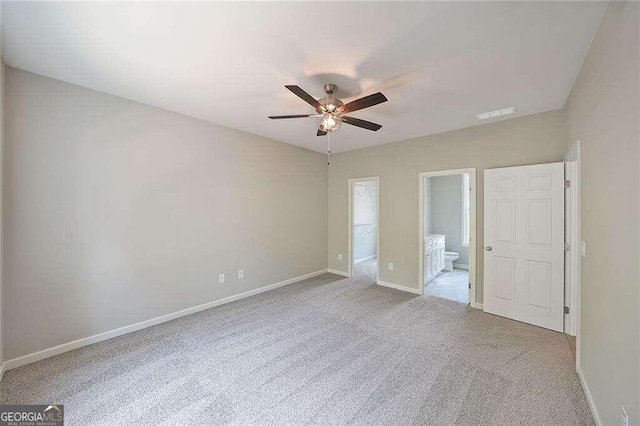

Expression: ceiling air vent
xmin=476 ymin=106 xmax=515 ymax=120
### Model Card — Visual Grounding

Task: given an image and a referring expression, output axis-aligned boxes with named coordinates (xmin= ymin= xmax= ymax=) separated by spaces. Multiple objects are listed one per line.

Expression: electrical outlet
xmin=238 ymin=269 xmax=244 ymax=279
xmin=388 ymin=262 xmax=394 ymax=271
xmin=338 ymin=254 xmax=343 ymax=261
xmin=218 ymin=273 xmax=225 ymax=284
xmin=622 ymin=405 xmax=628 ymax=426
xmin=580 ymin=240 xmax=586 ymax=257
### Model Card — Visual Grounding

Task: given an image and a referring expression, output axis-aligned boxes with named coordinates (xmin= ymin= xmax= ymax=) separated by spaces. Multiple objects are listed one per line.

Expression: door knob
xmin=486 ymin=247 xmax=492 ymax=251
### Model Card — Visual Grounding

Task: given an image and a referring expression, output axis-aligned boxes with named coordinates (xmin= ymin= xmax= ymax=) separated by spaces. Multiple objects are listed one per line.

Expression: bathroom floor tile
xmin=425 ymin=268 xmax=469 ymax=304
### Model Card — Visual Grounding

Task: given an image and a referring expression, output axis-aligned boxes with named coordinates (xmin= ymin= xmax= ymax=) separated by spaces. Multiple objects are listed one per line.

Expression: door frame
xmin=564 ymin=141 xmax=581 ymax=358
xmin=348 ymin=177 xmax=380 ymax=280
xmin=418 ymin=168 xmax=477 ymax=307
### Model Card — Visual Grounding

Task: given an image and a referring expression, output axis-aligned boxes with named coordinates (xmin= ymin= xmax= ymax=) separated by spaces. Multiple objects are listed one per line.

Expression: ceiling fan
xmin=269 ymin=84 xmax=387 ymax=136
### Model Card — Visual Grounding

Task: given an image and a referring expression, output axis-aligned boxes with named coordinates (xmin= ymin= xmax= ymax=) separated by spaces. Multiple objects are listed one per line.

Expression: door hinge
xmin=564 ymin=306 xmax=570 ymax=314
xmin=564 ymin=180 xmax=571 ymax=188
xmin=468 ymin=282 xmax=471 ymax=289
xmin=564 ymin=243 xmax=570 ymax=252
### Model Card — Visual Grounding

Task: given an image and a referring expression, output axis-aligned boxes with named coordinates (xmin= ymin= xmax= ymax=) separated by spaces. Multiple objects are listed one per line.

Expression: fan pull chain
xmin=327 ymin=130 xmax=331 ymax=165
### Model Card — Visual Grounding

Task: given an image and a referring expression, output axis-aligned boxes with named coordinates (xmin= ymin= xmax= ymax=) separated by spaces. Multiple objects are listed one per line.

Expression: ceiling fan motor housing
xmin=315 ymin=83 xmax=343 ymax=114
xmin=316 ymin=97 xmax=344 ymax=114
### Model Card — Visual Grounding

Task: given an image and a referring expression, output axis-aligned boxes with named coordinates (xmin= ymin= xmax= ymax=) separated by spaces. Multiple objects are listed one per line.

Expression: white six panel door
xmin=484 ymin=163 xmax=564 ymax=332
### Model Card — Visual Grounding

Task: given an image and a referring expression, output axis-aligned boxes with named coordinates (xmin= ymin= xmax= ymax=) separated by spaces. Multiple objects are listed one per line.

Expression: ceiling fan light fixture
xmin=318 ymin=113 xmax=342 ymax=132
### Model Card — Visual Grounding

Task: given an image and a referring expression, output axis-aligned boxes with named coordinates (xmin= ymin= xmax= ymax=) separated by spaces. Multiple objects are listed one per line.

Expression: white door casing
xmin=563 ymin=161 xmax=574 ymax=335
xmin=483 ymin=163 xmax=565 ymax=332
xmin=564 ymin=141 xmax=581 ymax=347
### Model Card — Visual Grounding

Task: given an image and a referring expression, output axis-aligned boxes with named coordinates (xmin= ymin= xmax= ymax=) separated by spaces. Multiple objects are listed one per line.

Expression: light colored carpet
xmin=353 ymin=257 xmax=377 ymax=281
xmin=1 ymin=268 xmax=592 ymax=425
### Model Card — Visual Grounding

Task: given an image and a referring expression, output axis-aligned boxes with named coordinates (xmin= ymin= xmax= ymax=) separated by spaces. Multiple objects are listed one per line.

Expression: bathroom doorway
xmin=418 ymin=169 xmax=477 ymax=306
xmin=348 ymin=177 xmax=379 ymax=282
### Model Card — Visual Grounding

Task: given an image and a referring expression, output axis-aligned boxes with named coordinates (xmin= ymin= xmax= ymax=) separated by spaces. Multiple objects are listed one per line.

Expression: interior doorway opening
xmin=348 ymin=178 xmax=379 ymax=282
xmin=419 ymin=169 xmax=477 ymax=306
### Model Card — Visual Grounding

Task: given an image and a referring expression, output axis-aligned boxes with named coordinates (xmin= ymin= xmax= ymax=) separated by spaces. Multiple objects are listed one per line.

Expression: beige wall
xmin=3 ymin=68 xmax=328 ymax=360
xmin=565 ymin=2 xmax=639 ymax=424
xmin=328 ymin=109 xmax=567 ymax=302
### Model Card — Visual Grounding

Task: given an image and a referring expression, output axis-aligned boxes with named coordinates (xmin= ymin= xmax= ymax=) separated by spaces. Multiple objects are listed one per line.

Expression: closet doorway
xmin=348 ymin=177 xmax=379 ymax=282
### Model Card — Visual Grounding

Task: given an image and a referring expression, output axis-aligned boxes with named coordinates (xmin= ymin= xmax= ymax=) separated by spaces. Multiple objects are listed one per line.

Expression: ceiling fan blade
xmin=342 ymin=116 xmax=383 ymax=131
xmin=340 ymin=92 xmax=388 ymax=114
xmin=269 ymin=114 xmax=315 ymax=119
xmin=317 ymin=130 xmax=327 ymax=136
xmin=285 ymin=85 xmax=321 ymax=109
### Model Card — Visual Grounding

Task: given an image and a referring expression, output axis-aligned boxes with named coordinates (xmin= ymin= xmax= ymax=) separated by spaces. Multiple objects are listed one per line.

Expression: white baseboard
xmin=376 ymin=280 xmax=422 ymax=295
xmin=577 ymin=364 xmax=601 ymax=426
xmin=453 ymin=263 xmax=469 ymax=270
xmin=328 ymin=268 xmax=349 ymax=277
xmin=473 ymin=302 xmax=484 ymax=310
xmin=2 ymin=268 xmax=329 ymax=374
xmin=354 ymin=255 xmax=376 ymax=264
xmin=0 ymin=362 xmax=5 ymax=381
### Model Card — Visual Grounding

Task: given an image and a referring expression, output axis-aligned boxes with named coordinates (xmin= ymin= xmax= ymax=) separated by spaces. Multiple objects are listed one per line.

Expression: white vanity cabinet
xmin=424 ymin=234 xmax=446 ymax=284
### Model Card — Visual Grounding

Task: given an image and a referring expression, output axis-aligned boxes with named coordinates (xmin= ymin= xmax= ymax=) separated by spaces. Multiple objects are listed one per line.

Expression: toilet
xmin=444 ymin=252 xmax=459 ymax=272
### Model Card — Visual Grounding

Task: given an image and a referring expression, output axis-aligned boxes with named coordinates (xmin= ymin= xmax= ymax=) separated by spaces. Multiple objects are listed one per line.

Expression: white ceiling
xmin=2 ymin=2 xmax=606 ymax=153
